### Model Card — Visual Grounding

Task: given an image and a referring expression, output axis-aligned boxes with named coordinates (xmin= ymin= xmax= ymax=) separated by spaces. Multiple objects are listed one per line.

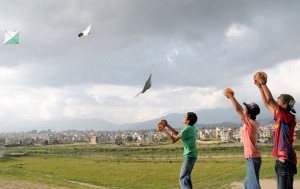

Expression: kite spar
xmin=135 ymin=64 xmax=154 ymax=98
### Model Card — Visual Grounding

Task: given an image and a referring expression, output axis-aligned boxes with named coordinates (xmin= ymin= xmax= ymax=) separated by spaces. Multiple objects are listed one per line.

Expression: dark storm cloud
xmin=2 ymin=0 xmax=300 ymax=88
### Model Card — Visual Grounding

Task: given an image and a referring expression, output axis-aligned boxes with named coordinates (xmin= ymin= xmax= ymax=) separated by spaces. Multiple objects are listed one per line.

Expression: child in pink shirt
xmin=241 ymin=109 xmax=261 ymax=159
xmin=224 ymin=89 xmax=261 ymax=189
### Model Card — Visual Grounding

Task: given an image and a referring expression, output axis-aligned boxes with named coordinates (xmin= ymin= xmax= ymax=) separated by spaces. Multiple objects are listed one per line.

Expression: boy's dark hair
xmin=187 ymin=112 xmax=198 ymax=126
xmin=243 ymin=102 xmax=260 ymax=120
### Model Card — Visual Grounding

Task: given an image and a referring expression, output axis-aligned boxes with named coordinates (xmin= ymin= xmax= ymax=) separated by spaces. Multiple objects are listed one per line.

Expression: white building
xmin=220 ymin=128 xmax=233 ymax=141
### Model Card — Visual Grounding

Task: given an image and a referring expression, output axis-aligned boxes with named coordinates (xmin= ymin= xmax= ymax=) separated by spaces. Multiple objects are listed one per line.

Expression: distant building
xmin=0 ymin=137 xmax=5 ymax=146
xmin=48 ymin=135 xmax=56 ymax=145
xmin=232 ymin=128 xmax=241 ymax=141
xmin=258 ymin=127 xmax=272 ymax=139
xmin=144 ymin=133 xmax=153 ymax=143
xmin=89 ymin=135 xmax=110 ymax=145
xmin=215 ymin=127 xmax=221 ymax=138
xmin=21 ymin=138 xmax=33 ymax=146
xmin=198 ymin=130 xmax=205 ymax=140
xmin=89 ymin=136 xmax=99 ymax=145
xmin=220 ymin=128 xmax=233 ymax=141
xmin=153 ymin=132 xmax=164 ymax=141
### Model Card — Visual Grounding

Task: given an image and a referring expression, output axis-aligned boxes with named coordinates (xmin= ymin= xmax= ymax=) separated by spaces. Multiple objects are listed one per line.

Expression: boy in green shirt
xmin=157 ymin=112 xmax=198 ymax=189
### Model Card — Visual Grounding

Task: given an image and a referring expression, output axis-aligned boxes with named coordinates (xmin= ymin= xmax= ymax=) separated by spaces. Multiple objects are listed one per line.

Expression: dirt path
xmin=0 ymin=178 xmax=108 ymax=189
xmin=0 ymin=179 xmax=71 ymax=189
xmin=3 ymin=178 xmax=299 ymax=189
xmin=231 ymin=179 xmax=300 ymax=189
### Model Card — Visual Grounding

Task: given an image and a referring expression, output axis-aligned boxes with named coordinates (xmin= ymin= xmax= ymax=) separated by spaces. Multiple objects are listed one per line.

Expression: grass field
xmin=0 ymin=141 xmax=299 ymax=189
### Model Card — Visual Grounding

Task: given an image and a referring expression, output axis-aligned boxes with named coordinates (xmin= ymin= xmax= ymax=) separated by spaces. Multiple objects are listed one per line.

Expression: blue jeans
xmin=275 ymin=159 xmax=297 ymax=189
xmin=179 ymin=157 xmax=197 ymax=189
xmin=244 ymin=157 xmax=261 ymax=189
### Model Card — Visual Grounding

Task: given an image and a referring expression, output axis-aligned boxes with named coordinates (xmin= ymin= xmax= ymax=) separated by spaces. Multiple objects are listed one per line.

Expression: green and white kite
xmin=3 ymin=31 xmax=20 ymax=44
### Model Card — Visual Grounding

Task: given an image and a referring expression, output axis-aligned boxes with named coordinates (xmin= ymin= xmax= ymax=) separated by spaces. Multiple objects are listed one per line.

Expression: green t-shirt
xmin=179 ymin=125 xmax=198 ymax=157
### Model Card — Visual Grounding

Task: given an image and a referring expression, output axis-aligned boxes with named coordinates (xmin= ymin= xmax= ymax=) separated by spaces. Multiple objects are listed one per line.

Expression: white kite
xmin=135 ymin=65 xmax=154 ymax=98
xmin=3 ymin=31 xmax=20 ymax=44
xmin=78 ymin=25 xmax=91 ymax=39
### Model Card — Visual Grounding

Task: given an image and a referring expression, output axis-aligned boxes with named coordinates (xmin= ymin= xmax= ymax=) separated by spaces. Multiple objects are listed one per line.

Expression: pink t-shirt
xmin=241 ymin=116 xmax=261 ymax=158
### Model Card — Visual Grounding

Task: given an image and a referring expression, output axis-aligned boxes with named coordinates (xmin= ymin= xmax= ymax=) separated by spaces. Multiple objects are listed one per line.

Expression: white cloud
xmin=262 ymin=59 xmax=300 ymax=97
xmin=226 ymin=24 xmax=249 ymax=38
xmin=225 ymin=24 xmax=259 ymax=48
xmin=166 ymin=49 xmax=178 ymax=63
xmin=0 ymin=65 xmax=27 ymax=85
xmin=59 ymin=84 xmax=224 ymax=124
xmin=1 ymin=57 xmax=298 ymax=125
xmin=39 ymin=91 xmax=64 ymax=120
xmin=223 ymin=59 xmax=300 ymax=108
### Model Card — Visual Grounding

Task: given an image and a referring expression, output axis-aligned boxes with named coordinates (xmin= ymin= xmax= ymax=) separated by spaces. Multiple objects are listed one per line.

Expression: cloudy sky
xmin=0 ymin=0 xmax=299 ymax=132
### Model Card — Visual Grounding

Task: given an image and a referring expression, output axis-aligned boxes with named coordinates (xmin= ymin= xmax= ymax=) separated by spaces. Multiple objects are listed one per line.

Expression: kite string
xmin=150 ymin=64 xmax=154 ymax=74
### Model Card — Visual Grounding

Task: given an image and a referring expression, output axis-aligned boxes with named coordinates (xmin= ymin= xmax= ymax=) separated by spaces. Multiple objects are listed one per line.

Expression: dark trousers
xmin=275 ymin=160 xmax=297 ymax=189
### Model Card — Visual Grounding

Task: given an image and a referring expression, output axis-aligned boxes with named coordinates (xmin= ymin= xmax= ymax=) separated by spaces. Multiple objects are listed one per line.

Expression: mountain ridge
xmin=3 ymin=105 xmax=294 ymax=132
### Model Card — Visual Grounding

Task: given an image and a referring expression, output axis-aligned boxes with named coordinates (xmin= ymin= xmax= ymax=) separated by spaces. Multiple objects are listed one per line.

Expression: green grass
xmin=0 ymin=155 xmax=299 ymax=188
xmin=0 ymin=142 xmax=299 ymax=188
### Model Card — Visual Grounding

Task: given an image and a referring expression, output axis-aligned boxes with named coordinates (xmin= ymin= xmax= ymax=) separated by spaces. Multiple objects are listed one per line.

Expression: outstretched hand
xmin=156 ymin=124 xmax=164 ymax=131
xmin=254 ymin=72 xmax=267 ymax=85
xmin=223 ymin=88 xmax=234 ymax=99
xmin=156 ymin=120 xmax=168 ymax=131
xmin=161 ymin=119 xmax=167 ymax=126
xmin=254 ymin=78 xmax=261 ymax=88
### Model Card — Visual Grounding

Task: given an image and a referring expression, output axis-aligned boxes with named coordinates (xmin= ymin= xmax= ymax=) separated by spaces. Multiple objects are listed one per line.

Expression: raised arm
xmin=224 ymin=89 xmax=244 ymax=119
xmin=165 ymin=124 xmax=179 ymax=136
xmin=254 ymin=73 xmax=278 ymax=114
